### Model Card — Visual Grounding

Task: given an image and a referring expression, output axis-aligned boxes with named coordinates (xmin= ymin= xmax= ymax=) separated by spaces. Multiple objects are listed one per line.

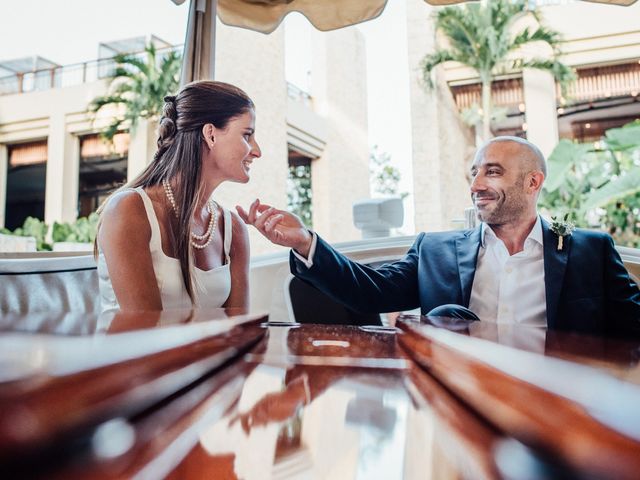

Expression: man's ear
xmin=528 ymin=171 xmax=545 ymax=194
xmin=202 ymin=123 xmax=216 ymax=149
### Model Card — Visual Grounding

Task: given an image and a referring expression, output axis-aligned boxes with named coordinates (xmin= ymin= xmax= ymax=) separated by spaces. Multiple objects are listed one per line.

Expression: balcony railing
xmin=0 ymin=45 xmax=182 ymax=96
xmin=449 ymin=62 xmax=640 ymax=112
xmin=558 ymin=62 xmax=640 ymax=103
xmin=450 ymin=78 xmax=524 ymax=112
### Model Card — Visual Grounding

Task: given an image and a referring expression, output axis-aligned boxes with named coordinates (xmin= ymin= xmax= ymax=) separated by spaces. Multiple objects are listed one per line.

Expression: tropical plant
xmin=0 ymin=217 xmax=51 ymax=251
xmin=539 ymin=121 xmax=640 ymax=247
xmin=90 ymin=43 xmax=181 ymax=141
xmin=370 ymin=146 xmax=409 ymax=199
xmin=421 ymin=0 xmax=574 ymax=141
xmin=0 ymin=213 xmax=102 ymax=251
xmin=52 ymin=213 xmax=100 ymax=244
xmin=287 ymin=164 xmax=313 ymax=228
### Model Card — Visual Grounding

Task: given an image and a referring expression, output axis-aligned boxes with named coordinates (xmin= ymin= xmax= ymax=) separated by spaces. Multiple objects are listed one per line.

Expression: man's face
xmin=470 ymin=142 xmax=532 ymax=225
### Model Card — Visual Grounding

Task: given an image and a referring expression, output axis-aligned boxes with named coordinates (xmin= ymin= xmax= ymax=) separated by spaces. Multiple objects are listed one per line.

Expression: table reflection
xmin=0 ymin=307 xmax=253 ymax=336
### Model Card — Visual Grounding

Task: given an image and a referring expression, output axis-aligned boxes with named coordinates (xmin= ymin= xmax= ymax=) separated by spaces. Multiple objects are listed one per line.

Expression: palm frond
xmin=90 ymin=94 xmax=130 ymax=113
xmin=421 ymin=50 xmax=456 ymax=88
xmin=516 ymin=58 xmax=576 ymax=89
xmin=113 ymin=54 xmax=150 ymax=78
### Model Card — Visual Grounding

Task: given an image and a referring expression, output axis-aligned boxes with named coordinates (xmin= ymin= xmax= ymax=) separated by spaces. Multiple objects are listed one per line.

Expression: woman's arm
xmin=98 ymin=190 xmax=163 ymax=311
xmin=223 ymin=210 xmax=250 ymax=311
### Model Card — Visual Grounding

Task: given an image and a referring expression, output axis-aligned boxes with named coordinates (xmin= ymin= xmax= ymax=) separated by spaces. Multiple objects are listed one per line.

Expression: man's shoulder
xmin=571 ymin=227 xmax=612 ymax=244
xmin=565 ymin=228 xmax=617 ymax=260
xmin=417 ymin=228 xmax=476 ymax=245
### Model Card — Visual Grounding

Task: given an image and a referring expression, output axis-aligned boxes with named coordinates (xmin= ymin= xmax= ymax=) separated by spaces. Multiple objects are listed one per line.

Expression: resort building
xmin=0 ymin=21 xmax=369 ymax=254
xmin=406 ymin=0 xmax=640 ymax=233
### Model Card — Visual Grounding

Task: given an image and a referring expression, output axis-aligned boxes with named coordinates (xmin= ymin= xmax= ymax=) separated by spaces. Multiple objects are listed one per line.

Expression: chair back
xmin=0 ymin=254 xmax=100 ymax=314
xmin=286 ymin=276 xmax=382 ymax=326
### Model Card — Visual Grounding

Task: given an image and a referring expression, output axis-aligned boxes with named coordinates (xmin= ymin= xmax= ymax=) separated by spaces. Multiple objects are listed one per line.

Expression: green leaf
xmin=604 ymin=123 xmax=640 ymax=151
xmin=543 ymin=140 xmax=591 ymax=193
xmin=581 ymin=170 xmax=640 ymax=213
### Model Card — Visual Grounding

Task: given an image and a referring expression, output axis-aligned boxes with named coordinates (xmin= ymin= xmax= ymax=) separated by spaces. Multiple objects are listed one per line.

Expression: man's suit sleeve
xmin=603 ymin=235 xmax=640 ymax=337
xmin=289 ymin=233 xmax=423 ymax=314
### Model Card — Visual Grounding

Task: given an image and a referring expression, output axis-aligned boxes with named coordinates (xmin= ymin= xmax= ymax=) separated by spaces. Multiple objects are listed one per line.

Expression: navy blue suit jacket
xmin=290 ymin=219 xmax=640 ymax=337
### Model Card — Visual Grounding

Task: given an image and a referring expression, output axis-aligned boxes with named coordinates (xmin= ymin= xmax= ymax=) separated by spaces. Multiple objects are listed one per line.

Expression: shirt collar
xmin=480 ymin=215 xmax=543 ymax=248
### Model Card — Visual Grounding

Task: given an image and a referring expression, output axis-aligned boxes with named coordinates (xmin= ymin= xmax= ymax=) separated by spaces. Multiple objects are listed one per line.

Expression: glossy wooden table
xmin=1 ymin=310 xmax=639 ymax=479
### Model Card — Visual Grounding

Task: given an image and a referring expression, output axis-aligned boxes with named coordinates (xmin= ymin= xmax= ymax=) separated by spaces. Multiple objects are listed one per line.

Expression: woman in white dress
xmin=96 ymin=81 xmax=261 ymax=312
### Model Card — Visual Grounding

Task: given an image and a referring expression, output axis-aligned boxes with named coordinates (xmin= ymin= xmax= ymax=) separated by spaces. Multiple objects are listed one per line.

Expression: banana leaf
xmin=580 ymin=169 xmax=640 ymax=213
xmin=543 ymin=140 xmax=591 ymax=193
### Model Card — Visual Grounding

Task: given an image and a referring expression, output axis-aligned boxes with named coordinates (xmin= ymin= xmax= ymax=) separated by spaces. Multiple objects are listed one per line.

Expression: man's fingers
xmin=264 ymin=214 xmax=284 ymax=233
xmin=254 ymin=207 xmax=278 ymax=230
xmin=247 ymin=199 xmax=260 ymax=224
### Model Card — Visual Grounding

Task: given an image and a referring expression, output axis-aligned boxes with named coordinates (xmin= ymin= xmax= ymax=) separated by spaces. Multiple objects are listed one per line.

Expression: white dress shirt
xmin=468 ymin=216 xmax=547 ymax=326
xmin=291 ymin=233 xmax=318 ymax=268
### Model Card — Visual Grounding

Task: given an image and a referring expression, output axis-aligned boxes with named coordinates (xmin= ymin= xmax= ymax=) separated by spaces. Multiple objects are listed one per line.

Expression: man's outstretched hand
xmin=236 ymin=199 xmax=313 ymax=257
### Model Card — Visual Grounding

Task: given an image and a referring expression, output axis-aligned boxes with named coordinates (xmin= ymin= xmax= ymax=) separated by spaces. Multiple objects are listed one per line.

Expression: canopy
xmin=173 ymin=0 xmax=637 ymax=83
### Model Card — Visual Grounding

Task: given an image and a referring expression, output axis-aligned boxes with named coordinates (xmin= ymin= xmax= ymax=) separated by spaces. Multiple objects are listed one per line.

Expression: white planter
xmin=52 ymin=242 xmax=93 ymax=252
xmin=0 ymin=233 xmax=37 ymax=252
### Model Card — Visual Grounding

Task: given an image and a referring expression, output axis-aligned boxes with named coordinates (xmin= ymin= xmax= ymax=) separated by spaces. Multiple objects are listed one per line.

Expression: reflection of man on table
xmin=239 ymin=137 xmax=640 ymax=337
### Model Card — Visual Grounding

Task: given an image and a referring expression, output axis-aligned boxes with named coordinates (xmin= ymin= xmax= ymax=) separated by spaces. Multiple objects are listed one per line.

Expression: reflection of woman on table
xmin=96 ymin=81 xmax=261 ymax=312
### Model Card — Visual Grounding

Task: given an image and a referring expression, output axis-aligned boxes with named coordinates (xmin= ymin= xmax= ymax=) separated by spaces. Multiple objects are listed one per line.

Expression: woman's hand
xmin=236 ymin=200 xmax=313 ymax=257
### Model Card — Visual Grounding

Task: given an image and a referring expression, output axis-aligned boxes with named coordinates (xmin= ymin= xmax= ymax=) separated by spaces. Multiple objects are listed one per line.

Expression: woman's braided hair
xmin=155 ymin=95 xmax=178 ymax=162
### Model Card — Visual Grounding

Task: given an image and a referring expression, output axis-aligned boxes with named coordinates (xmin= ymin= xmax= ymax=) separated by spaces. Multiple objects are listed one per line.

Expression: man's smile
xmin=473 ymin=194 xmax=499 ymax=208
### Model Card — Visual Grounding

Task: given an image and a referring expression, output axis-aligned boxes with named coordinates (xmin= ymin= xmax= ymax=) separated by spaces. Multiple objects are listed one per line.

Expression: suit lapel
xmin=542 ymin=218 xmax=570 ymax=329
xmin=456 ymin=228 xmax=482 ymax=307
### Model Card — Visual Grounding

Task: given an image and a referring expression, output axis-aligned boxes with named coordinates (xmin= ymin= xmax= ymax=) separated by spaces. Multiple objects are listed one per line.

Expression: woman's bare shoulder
xmin=229 ymin=209 xmax=249 ymax=238
xmin=102 ymin=189 xmax=143 ymax=214
xmin=100 ymin=189 xmax=151 ymax=237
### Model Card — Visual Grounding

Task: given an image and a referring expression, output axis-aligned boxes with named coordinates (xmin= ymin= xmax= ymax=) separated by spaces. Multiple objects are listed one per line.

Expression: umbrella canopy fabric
xmin=173 ymin=0 xmax=637 ymax=83
xmin=174 ymin=0 xmax=637 ymax=36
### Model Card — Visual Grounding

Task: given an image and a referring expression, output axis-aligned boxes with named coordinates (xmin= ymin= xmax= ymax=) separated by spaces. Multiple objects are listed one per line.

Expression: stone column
xmin=127 ymin=118 xmax=157 ymax=182
xmin=0 ymin=144 xmax=7 ymax=228
xmin=523 ymin=68 xmax=559 ymax=159
xmin=45 ymin=113 xmax=80 ymax=225
xmin=310 ymin=27 xmax=369 ymax=242
xmin=406 ymin=0 xmax=475 ymax=232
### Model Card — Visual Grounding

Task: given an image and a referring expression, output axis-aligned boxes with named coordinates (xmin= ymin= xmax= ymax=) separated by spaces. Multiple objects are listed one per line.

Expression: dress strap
xmin=133 ymin=187 xmax=162 ymax=250
xmin=222 ymin=206 xmax=232 ymax=264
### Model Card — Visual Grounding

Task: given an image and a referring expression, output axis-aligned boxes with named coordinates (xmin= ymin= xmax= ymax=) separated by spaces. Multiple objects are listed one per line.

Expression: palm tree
xmin=90 ymin=44 xmax=181 ymax=141
xmin=422 ymin=0 xmax=574 ymax=141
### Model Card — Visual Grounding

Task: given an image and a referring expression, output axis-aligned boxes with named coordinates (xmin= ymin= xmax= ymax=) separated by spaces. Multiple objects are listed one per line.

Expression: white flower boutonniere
xmin=550 ymin=214 xmax=575 ymax=251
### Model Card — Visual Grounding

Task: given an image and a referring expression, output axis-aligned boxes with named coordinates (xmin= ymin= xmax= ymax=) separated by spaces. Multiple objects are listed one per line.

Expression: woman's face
xmin=206 ymin=109 xmax=261 ymax=184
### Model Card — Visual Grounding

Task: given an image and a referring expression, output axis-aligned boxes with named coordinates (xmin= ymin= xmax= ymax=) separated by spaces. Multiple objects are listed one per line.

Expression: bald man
xmin=239 ymin=137 xmax=640 ymax=337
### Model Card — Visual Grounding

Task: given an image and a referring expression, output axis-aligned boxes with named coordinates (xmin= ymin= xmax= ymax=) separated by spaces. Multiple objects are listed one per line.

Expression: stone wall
xmin=405 ymin=0 xmax=475 ymax=234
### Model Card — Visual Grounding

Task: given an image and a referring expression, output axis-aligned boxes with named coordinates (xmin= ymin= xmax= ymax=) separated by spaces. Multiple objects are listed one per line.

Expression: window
xmin=287 ymin=149 xmax=313 ymax=229
xmin=78 ymin=133 xmax=129 ymax=217
xmin=5 ymin=140 xmax=47 ymax=230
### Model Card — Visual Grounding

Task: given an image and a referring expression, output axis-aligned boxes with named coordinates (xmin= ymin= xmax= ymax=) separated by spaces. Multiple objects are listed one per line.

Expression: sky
xmin=0 ymin=0 xmax=414 ymax=233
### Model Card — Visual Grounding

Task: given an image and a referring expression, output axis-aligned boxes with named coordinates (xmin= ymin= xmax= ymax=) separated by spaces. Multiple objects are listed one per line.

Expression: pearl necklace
xmin=162 ymin=179 xmax=218 ymax=250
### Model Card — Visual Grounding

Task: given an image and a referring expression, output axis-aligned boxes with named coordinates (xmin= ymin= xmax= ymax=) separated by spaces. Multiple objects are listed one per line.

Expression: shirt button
xmin=505 ymin=267 xmax=513 ymax=274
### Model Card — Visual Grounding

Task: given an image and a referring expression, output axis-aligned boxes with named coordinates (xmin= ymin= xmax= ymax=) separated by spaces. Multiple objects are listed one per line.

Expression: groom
xmin=238 ymin=137 xmax=640 ymax=337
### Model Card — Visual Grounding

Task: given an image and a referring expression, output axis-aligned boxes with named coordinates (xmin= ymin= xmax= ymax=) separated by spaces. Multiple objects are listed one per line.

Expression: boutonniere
xmin=550 ymin=214 xmax=575 ymax=251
